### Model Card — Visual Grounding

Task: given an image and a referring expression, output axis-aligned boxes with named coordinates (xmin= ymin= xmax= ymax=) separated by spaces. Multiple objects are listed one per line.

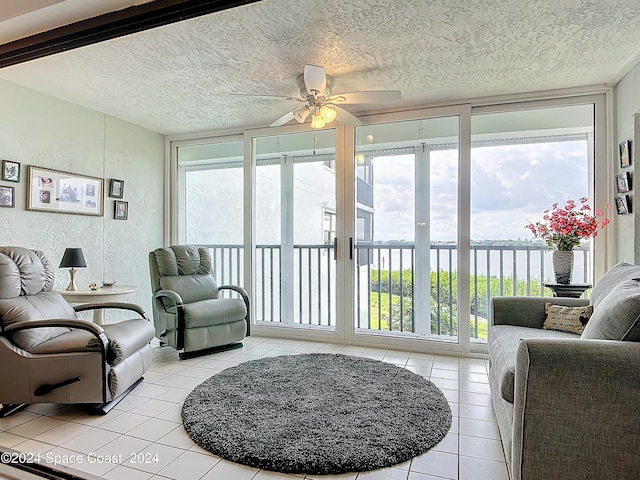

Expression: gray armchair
xmin=148 ymin=245 xmax=250 ymax=359
xmin=0 ymin=246 xmax=155 ymax=417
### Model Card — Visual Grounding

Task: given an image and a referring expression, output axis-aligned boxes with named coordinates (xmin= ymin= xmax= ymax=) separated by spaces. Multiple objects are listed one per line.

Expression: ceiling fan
xmin=235 ymin=65 xmax=401 ymax=128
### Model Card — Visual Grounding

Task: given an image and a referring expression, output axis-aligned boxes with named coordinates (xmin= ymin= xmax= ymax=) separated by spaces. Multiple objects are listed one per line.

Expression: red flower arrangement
xmin=526 ymin=197 xmax=610 ymax=251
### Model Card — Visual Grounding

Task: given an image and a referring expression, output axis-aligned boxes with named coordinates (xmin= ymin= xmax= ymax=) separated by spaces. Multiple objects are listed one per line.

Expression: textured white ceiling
xmin=1 ymin=0 xmax=640 ymax=135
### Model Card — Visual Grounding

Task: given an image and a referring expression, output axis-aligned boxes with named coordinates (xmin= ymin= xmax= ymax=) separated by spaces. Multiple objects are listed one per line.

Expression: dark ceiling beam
xmin=0 ymin=0 xmax=262 ymax=69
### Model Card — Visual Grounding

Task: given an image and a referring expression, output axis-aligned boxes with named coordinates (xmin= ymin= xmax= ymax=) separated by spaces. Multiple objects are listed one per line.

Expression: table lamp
xmin=59 ymin=248 xmax=86 ymax=291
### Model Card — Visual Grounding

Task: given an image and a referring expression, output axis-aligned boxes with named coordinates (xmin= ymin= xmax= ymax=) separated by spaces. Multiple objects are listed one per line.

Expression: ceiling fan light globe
xmin=293 ymin=106 xmax=310 ymax=123
xmin=310 ymin=113 xmax=326 ymax=129
xmin=320 ymin=105 xmax=338 ymax=123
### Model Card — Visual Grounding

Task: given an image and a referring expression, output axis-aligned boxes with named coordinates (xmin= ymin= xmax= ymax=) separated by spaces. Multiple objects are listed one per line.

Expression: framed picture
xmin=109 ymin=179 xmax=124 ymax=198
xmin=2 ymin=160 xmax=20 ymax=182
xmin=114 ymin=200 xmax=128 ymax=220
xmin=27 ymin=165 xmax=104 ymax=216
xmin=615 ymin=172 xmax=631 ymax=193
xmin=0 ymin=185 xmax=15 ymax=208
xmin=619 ymin=140 xmax=632 ymax=168
xmin=615 ymin=195 xmax=631 ymax=215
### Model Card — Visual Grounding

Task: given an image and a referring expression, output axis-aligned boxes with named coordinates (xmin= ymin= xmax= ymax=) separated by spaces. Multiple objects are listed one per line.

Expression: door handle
xmin=333 ymin=237 xmax=338 ymax=260
xmin=349 ymin=237 xmax=354 ymax=260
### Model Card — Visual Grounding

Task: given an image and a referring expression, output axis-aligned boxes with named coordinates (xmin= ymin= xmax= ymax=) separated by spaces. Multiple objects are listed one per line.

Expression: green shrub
xmin=366 ymin=269 xmax=544 ymax=340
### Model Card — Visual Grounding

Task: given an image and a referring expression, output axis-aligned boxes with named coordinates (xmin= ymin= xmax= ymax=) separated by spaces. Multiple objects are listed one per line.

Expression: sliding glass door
xmin=352 ymin=115 xmax=461 ymax=343
xmin=252 ymin=130 xmax=337 ymax=331
xmin=174 ymin=95 xmax=607 ymax=353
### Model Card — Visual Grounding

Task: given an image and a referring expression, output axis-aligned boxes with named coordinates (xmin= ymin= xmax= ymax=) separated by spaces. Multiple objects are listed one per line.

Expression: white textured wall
xmin=616 ymin=61 xmax=640 ymax=263
xmin=0 ymin=78 xmax=164 ymax=318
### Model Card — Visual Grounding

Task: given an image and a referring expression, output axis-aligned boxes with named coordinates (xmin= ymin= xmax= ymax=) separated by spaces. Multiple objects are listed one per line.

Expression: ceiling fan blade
xmin=230 ymin=93 xmax=290 ymax=100
xmin=328 ymin=90 xmax=401 ymax=104
xmin=334 ymin=106 xmax=362 ymax=127
xmin=231 ymin=94 xmax=306 ymax=104
xmin=270 ymin=110 xmax=295 ymax=127
xmin=304 ymin=64 xmax=327 ymax=95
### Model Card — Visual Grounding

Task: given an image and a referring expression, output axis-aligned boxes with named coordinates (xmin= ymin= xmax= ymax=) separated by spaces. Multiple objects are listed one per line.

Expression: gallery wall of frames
xmin=0 ymin=160 xmax=128 ymax=220
xmin=616 ymin=140 xmax=633 ymax=215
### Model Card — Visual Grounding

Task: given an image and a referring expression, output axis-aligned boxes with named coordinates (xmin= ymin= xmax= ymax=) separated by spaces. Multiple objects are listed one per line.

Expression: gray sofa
xmin=488 ymin=262 xmax=640 ymax=480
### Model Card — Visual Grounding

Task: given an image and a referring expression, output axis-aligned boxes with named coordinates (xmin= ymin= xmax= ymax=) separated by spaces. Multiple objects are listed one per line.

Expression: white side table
xmin=57 ymin=285 xmax=138 ymax=325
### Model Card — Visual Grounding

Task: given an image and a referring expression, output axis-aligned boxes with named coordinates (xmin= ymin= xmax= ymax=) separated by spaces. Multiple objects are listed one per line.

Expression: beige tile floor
xmin=0 ymin=337 xmax=509 ymax=480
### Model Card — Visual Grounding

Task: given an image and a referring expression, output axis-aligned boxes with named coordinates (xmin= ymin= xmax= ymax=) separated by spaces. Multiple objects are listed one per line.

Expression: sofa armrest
xmin=512 ymin=338 xmax=640 ymax=480
xmin=491 ymin=296 xmax=589 ymax=329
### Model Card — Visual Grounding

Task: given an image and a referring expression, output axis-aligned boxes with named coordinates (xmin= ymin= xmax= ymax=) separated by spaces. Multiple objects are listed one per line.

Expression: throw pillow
xmin=590 ymin=262 xmax=640 ymax=308
xmin=581 ymin=278 xmax=640 ymax=341
xmin=543 ymin=303 xmax=593 ymax=334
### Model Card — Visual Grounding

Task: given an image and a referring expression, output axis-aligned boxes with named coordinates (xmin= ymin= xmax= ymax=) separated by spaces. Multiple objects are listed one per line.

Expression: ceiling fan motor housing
xmin=297 ymin=73 xmax=334 ymax=100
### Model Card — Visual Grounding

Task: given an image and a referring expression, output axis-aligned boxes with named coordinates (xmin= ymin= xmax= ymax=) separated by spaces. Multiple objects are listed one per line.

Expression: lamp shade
xmin=319 ymin=105 xmax=337 ymax=123
xmin=310 ymin=112 xmax=326 ymax=129
xmin=59 ymin=248 xmax=86 ymax=268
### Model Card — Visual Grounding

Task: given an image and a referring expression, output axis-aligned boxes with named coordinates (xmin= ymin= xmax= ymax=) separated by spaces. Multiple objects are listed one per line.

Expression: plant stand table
xmin=57 ymin=285 xmax=138 ymax=325
xmin=543 ymin=282 xmax=592 ymax=299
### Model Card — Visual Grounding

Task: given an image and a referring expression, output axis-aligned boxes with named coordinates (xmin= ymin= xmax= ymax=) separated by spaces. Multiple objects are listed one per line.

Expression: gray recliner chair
xmin=149 ymin=245 xmax=250 ymax=360
xmin=0 ymin=246 xmax=155 ymax=417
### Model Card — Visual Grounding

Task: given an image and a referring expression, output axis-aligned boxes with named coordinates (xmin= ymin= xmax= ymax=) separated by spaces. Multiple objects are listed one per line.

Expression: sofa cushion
xmin=590 ymin=262 xmax=640 ymax=308
xmin=543 ymin=303 xmax=593 ymax=335
xmin=581 ymin=279 xmax=640 ymax=341
xmin=488 ymin=325 xmax=578 ymax=403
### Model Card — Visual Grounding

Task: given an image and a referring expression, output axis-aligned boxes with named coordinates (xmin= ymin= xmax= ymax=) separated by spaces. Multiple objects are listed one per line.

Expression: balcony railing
xmin=198 ymin=243 xmax=590 ymax=342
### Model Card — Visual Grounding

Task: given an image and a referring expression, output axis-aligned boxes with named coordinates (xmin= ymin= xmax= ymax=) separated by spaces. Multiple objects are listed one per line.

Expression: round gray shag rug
xmin=182 ymin=353 xmax=452 ymax=475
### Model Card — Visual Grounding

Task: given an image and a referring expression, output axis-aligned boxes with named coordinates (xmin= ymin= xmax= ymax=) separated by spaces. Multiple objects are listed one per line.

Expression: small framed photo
xmin=615 ymin=195 xmax=631 ymax=215
xmin=2 ymin=160 xmax=20 ymax=182
xmin=619 ymin=140 xmax=632 ymax=168
xmin=109 ymin=178 xmax=124 ymax=198
xmin=114 ymin=200 xmax=128 ymax=220
xmin=0 ymin=185 xmax=15 ymax=208
xmin=615 ymin=172 xmax=631 ymax=193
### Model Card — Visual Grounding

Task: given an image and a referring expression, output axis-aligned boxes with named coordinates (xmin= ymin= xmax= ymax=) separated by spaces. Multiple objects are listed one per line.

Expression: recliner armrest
xmin=102 ymin=319 xmax=155 ymax=365
xmin=3 ymin=319 xmax=110 ymax=354
xmin=219 ymin=285 xmax=250 ymax=336
xmin=491 ymin=296 xmax=589 ymax=329
xmin=74 ymin=302 xmax=149 ymax=320
xmin=155 ymin=289 xmax=183 ymax=308
xmin=4 ymin=318 xmax=104 ymax=335
xmin=219 ymin=285 xmax=249 ymax=303
xmin=512 ymin=338 xmax=640 ymax=479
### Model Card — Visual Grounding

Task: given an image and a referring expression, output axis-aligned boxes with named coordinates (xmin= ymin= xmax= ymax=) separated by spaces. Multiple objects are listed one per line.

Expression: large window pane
xmin=354 ymin=116 xmax=460 ymax=341
xmin=179 ymin=140 xmax=244 ymax=287
xmin=254 ymin=131 xmax=337 ymax=328
xmin=470 ymin=104 xmax=594 ymax=342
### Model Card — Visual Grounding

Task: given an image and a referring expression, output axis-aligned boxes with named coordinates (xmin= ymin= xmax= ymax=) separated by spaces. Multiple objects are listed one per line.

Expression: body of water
xmin=365 ymin=246 xmax=590 ymax=283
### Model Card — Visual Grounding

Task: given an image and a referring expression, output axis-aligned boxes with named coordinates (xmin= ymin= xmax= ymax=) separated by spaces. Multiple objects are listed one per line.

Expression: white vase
xmin=552 ymin=250 xmax=574 ymax=284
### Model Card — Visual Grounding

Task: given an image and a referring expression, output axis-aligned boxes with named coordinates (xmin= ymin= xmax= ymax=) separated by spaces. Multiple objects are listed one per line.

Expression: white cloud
xmin=368 ymin=140 xmax=593 ymax=241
